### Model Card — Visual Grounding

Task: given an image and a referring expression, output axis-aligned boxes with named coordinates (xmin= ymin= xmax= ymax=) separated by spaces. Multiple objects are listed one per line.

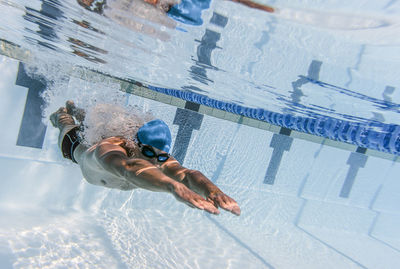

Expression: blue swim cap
xmin=168 ymin=0 xmax=211 ymax=26
xmin=137 ymin=119 xmax=172 ymax=153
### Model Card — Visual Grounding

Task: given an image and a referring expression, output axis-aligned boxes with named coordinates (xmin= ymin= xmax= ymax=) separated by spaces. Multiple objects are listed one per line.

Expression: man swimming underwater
xmin=50 ymin=101 xmax=240 ymax=216
xmin=74 ymin=0 xmax=274 ymax=41
xmin=76 ymin=0 xmax=274 ymax=25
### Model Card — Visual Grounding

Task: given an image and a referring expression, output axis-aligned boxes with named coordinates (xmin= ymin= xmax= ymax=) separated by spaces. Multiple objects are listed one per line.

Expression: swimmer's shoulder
xmin=94 ymin=136 xmax=131 ymax=159
xmin=160 ymin=156 xmax=182 ymax=170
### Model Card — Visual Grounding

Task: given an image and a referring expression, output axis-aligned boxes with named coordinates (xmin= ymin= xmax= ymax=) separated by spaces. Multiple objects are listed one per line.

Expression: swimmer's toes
xmin=50 ymin=107 xmax=68 ymax=127
xmin=66 ymin=100 xmax=76 ymax=114
xmin=66 ymin=100 xmax=85 ymax=121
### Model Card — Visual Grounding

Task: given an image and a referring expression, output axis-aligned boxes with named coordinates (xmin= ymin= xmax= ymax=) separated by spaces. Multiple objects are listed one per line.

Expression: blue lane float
xmin=147 ymin=85 xmax=400 ymax=156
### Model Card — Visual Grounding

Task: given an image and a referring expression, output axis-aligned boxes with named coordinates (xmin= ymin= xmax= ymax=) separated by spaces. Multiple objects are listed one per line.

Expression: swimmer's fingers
xmin=189 ymin=197 xmax=220 ymax=215
xmin=209 ymin=192 xmax=241 ymax=216
xmin=171 ymin=182 xmax=220 ymax=215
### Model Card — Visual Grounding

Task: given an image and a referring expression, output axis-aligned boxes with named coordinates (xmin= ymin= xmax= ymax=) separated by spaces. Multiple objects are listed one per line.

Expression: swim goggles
xmin=137 ymin=137 xmax=170 ymax=162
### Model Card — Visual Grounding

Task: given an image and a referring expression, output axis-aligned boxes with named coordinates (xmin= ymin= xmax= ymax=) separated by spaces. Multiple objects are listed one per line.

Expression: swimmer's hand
xmin=170 ymin=182 xmax=220 ymax=215
xmin=207 ymin=190 xmax=241 ymax=216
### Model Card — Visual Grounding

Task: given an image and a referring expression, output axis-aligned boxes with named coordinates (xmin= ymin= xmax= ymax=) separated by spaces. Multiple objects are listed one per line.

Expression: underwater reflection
xmin=23 ymin=0 xmax=64 ymax=51
xmin=77 ymin=0 xmax=177 ymax=41
xmin=68 ymin=37 xmax=107 ymax=63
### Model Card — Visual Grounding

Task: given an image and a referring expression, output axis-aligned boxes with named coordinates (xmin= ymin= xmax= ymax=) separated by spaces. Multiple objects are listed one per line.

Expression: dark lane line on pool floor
xmin=15 ymin=62 xmax=47 ymax=149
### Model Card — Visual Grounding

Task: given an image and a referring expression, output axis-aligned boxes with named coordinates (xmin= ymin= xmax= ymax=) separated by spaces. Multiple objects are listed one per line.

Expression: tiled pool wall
xmin=1 ymin=54 xmax=400 ymax=268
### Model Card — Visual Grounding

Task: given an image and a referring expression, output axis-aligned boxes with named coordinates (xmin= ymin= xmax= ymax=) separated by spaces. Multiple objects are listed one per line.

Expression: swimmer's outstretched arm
xmin=92 ymin=140 xmax=220 ymax=214
xmin=161 ymin=159 xmax=241 ymax=216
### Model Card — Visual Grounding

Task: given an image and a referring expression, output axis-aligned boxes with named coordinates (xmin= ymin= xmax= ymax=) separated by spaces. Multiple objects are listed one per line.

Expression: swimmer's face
xmin=138 ymin=144 xmax=170 ymax=165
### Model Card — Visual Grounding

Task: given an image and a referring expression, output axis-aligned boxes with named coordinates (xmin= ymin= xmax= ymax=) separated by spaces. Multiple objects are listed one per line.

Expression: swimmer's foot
xmin=50 ymin=107 xmax=76 ymax=129
xmin=66 ymin=100 xmax=85 ymax=122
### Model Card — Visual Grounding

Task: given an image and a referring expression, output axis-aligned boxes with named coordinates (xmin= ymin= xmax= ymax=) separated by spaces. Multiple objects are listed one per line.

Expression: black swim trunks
xmin=61 ymin=126 xmax=81 ymax=163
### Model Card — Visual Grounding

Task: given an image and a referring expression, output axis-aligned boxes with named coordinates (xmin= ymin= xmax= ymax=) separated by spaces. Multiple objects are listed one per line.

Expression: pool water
xmin=0 ymin=0 xmax=399 ymax=268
